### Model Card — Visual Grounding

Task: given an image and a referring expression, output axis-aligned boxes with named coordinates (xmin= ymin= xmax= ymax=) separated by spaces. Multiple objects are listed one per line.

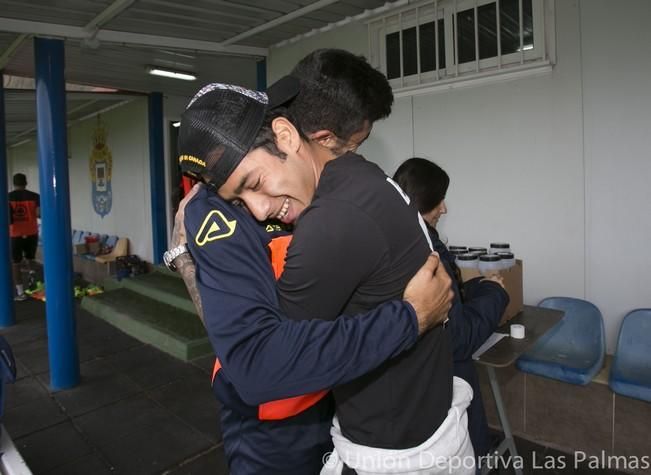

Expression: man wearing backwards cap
xmin=173 ymin=52 xmax=454 ymax=474
xmin=172 ymin=51 xmax=470 ymax=474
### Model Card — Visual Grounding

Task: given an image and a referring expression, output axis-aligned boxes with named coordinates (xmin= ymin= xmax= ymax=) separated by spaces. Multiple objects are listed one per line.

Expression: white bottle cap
xmin=510 ymin=324 xmax=525 ymax=339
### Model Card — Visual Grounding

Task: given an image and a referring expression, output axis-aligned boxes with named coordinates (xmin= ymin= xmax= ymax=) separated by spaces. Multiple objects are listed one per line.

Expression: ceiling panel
xmin=4 ymin=90 xmax=139 ymax=145
xmin=0 ymin=0 xmax=110 ymax=26
xmin=1 ymin=0 xmax=393 ymax=140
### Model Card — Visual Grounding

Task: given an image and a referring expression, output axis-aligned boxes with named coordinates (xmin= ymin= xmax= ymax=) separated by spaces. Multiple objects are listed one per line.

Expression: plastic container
xmin=489 ymin=242 xmax=511 ymax=254
xmin=496 ymin=251 xmax=515 ymax=270
xmin=456 ymin=253 xmax=479 ymax=270
xmin=449 ymin=246 xmax=468 ymax=253
xmin=510 ymin=324 xmax=525 ymax=339
xmin=449 ymin=249 xmax=467 ymax=257
xmin=478 ymin=254 xmax=502 ymax=275
xmin=469 ymin=247 xmax=488 ymax=256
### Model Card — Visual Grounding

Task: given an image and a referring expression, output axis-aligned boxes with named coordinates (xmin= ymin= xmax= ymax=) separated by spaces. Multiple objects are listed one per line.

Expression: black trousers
xmin=455 ymin=360 xmax=491 ymax=457
xmin=11 ymin=235 xmax=38 ymax=263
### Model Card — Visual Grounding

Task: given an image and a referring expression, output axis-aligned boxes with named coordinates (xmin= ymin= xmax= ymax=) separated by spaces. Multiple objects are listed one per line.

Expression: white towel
xmin=321 ymin=377 xmax=475 ymax=475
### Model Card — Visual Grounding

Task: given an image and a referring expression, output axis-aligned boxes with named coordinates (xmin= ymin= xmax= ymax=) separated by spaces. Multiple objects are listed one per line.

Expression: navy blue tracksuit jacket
xmin=429 ymin=226 xmax=509 ymax=457
xmin=184 ymin=186 xmax=420 ymax=474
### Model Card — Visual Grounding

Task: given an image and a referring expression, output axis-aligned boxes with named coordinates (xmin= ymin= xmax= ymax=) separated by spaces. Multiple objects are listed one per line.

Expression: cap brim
xmin=267 ymin=75 xmax=300 ymax=109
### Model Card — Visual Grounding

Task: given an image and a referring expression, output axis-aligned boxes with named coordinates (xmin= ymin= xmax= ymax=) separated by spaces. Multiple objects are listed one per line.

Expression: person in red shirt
xmin=8 ymin=173 xmax=40 ymax=301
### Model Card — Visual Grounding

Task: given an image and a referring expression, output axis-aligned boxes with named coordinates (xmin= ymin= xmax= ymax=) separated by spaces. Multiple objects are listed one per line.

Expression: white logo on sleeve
xmin=385 ymin=177 xmax=434 ymax=252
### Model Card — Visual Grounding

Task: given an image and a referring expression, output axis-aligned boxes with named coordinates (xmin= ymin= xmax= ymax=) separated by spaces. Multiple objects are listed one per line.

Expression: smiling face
xmin=216 ymin=116 xmax=373 ymax=223
xmin=217 ymin=147 xmax=318 ymax=224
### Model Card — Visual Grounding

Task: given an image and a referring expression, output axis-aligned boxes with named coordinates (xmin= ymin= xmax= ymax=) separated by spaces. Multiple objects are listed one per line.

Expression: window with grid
xmin=367 ymin=0 xmax=554 ymax=92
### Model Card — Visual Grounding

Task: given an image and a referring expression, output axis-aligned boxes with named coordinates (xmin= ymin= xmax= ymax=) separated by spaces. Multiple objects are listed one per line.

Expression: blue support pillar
xmin=256 ymin=59 xmax=267 ymax=91
xmin=0 ymin=72 xmax=16 ymax=327
xmin=34 ymin=38 xmax=79 ymax=389
xmin=148 ymin=92 xmax=166 ymax=264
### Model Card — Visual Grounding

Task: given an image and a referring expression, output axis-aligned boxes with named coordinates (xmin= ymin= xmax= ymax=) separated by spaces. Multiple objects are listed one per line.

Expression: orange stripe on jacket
xmin=212 ymin=357 xmax=328 ymax=421
xmin=181 ymin=176 xmax=196 ymax=196
xmin=212 ymin=358 xmax=222 ymax=381
xmin=210 ymin=233 xmax=329 ymax=421
xmin=267 ymin=234 xmax=293 ymax=280
xmin=258 ymin=389 xmax=329 ymax=420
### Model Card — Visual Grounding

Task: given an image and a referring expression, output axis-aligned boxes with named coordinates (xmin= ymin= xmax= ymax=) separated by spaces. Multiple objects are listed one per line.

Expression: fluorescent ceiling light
xmin=10 ymin=138 xmax=32 ymax=148
xmin=172 ymin=121 xmax=181 ymax=128
xmin=147 ymin=66 xmax=196 ymax=81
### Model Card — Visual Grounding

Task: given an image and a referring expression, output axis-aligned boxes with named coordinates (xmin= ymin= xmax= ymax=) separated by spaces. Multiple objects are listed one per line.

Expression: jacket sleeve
xmin=448 ymin=277 xmax=510 ymax=361
xmin=199 ymin=280 xmax=418 ymax=406
xmin=186 ymin=189 xmax=418 ymax=406
xmin=430 ymin=228 xmax=510 ymax=361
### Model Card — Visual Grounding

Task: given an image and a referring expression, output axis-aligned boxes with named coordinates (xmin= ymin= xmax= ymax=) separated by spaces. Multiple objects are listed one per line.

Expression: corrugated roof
xmin=1 ymin=0 xmax=393 ymax=144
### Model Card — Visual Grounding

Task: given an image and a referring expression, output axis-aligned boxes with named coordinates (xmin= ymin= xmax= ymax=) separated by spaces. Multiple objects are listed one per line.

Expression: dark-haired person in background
xmin=393 ymin=158 xmax=509 ymax=460
xmin=8 ymin=173 xmax=40 ymax=301
xmin=288 ymin=48 xmax=393 ymax=155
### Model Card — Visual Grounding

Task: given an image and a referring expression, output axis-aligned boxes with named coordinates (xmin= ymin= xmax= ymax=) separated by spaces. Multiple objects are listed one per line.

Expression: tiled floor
xmin=1 ymin=299 xmax=228 ymax=475
xmin=1 ymin=300 xmax=633 ymax=474
xmin=485 ymin=432 xmax=631 ymax=475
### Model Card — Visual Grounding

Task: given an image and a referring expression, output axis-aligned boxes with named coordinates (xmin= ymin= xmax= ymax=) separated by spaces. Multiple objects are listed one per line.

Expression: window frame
xmin=367 ymin=0 xmax=554 ymax=93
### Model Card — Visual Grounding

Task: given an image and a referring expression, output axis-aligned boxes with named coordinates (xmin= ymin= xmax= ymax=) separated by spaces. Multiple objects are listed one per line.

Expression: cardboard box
xmin=73 ymin=243 xmax=87 ymax=255
xmin=459 ymin=259 xmax=523 ymax=325
xmin=87 ymin=242 xmax=101 ymax=255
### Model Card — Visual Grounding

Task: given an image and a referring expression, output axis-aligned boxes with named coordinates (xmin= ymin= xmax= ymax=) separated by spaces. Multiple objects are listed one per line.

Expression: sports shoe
xmin=27 ymin=272 xmax=37 ymax=291
xmin=14 ymin=293 xmax=28 ymax=302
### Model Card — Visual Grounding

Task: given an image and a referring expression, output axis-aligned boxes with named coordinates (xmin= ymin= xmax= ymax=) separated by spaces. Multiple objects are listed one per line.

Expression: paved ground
xmin=0 ymin=299 xmax=631 ymax=475
xmin=1 ymin=299 xmax=228 ymax=475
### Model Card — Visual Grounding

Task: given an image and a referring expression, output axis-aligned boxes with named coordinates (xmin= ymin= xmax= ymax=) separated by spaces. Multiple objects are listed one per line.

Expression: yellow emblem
xmin=179 ymin=154 xmax=206 ymax=167
xmin=195 ymin=211 xmax=237 ymax=246
xmin=265 ymin=224 xmax=283 ymax=233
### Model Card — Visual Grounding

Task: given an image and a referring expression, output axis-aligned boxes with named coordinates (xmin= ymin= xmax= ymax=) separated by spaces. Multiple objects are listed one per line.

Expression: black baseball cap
xmin=178 ymin=76 xmax=300 ymax=190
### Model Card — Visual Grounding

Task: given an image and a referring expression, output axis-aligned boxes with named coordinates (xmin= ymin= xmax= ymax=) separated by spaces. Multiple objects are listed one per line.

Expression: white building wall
xmin=7 ymin=142 xmax=38 ymax=194
xmin=267 ymin=0 xmax=651 ymax=352
xmin=580 ymin=0 xmax=651 ymax=351
xmin=268 ymin=22 xmax=369 ymax=82
xmin=410 ymin=1 xmax=585 ymax=311
xmin=8 ymin=98 xmax=154 ymax=261
xmin=69 ymin=99 xmax=152 ymax=260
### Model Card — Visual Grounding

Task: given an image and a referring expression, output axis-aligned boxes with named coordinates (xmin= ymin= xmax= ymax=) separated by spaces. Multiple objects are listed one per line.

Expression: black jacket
xmin=428 ymin=226 xmax=509 ymax=362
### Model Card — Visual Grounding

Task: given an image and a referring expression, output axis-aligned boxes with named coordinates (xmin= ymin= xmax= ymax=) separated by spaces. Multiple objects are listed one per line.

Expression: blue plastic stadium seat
xmin=73 ymin=231 xmax=89 ymax=245
xmin=609 ymin=309 xmax=651 ymax=402
xmin=105 ymin=235 xmax=119 ymax=249
xmin=516 ymin=297 xmax=606 ymax=385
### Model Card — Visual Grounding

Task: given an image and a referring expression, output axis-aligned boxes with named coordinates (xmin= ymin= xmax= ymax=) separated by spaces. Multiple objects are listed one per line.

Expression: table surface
xmin=475 ymin=305 xmax=564 ymax=368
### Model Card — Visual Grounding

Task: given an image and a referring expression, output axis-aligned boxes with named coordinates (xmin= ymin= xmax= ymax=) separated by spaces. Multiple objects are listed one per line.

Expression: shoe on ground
xmin=14 ymin=293 xmax=28 ymax=302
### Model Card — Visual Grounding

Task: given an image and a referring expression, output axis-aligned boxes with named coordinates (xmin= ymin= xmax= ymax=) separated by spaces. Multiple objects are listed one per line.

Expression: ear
xmin=308 ymin=129 xmax=338 ymax=148
xmin=271 ymin=117 xmax=301 ymax=154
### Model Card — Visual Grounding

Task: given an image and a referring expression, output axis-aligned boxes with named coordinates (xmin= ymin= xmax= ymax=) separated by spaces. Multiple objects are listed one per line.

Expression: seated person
xmin=393 ymin=157 xmax=509 ymax=458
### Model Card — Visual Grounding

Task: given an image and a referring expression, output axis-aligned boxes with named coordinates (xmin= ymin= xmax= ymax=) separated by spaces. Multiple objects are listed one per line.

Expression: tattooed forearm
xmin=176 ymin=254 xmax=205 ymax=325
xmin=171 ymin=183 xmax=204 ymax=324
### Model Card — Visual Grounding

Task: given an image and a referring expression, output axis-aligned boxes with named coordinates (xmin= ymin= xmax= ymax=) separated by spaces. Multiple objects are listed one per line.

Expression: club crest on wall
xmin=89 ymin=116 xmax=113 ymax=218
